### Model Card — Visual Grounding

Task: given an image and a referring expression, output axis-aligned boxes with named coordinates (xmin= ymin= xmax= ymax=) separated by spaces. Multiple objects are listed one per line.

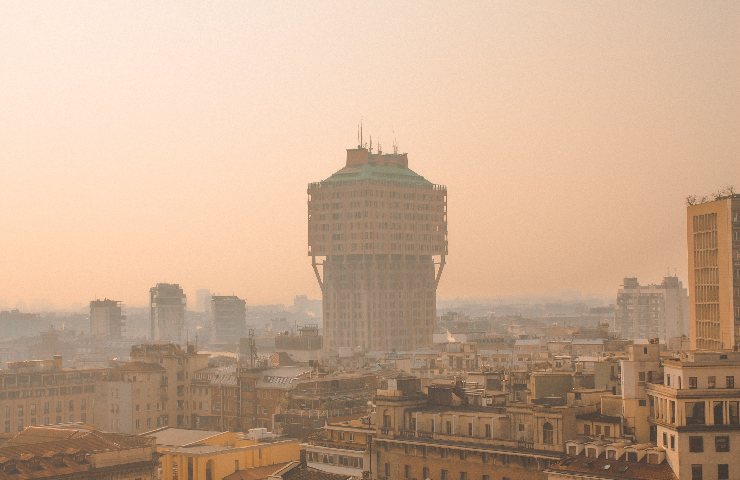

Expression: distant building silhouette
xmin=308 ymin=146 xmax=447 ymax=352
xmin=210 ymin=295 xmax=247 ymax=345
xmin=149 ymin=283 xmax=186 ymax=343
xmin=89 ymin=298 xmax=124 ymax=339
xmin=615 ymin=277 xmax=688 ymax=341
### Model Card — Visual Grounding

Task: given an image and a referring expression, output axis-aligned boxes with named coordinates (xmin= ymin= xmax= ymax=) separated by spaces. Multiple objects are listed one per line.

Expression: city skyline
xmin=2 ymin=1 xmax=738 ymax=310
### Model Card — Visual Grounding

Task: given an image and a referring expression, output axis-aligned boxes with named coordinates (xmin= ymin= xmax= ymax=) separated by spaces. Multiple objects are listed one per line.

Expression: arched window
xmin=543 ymin=422 xmax=554 ymax=445
xmin=205 ymin=460 xmax=214 ymax=480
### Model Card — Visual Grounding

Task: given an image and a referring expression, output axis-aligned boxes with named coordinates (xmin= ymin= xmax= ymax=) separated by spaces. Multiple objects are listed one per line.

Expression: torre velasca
xmin=308 ymin=146 xmax=447 ymax=353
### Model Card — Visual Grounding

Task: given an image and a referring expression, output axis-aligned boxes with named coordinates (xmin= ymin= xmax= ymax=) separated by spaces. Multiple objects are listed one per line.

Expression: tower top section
xmin=346 ymin=147 xmax=408 ymax=168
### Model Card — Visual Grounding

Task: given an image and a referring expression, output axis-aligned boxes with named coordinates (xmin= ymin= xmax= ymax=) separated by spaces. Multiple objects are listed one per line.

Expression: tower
xmin=90 ymin=298 xmax=125 ymax=339
xmin=687 ymin=193 xmax=740 ymax=350
xmin=210 ymin=295 xmax=247 ymax=346
xmin=149 ymin=283 xmax=186 ymax=343
xmin=308 ymin=146 xmax=447 ymax=352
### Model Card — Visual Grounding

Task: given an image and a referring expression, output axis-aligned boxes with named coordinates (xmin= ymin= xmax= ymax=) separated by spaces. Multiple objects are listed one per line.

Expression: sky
xmin=1 ymin=1 xmax=738 ymax=311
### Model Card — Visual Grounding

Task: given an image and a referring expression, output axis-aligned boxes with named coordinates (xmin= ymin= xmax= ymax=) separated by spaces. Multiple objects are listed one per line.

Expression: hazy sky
xmin=1 ymin=1 xmax=738 ymax=310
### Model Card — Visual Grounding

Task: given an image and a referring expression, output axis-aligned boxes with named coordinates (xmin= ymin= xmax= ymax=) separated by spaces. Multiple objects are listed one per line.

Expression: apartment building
xmin=615 ymin=277 xmax=688 ymax=341
xmin=0 ymin=355 xmax=103 ymax=433
xmin=93 ymin=361 xmax=166 ymax=434
xmin=302 ymin=418 xmax=374 ymax=478
xmin=150 ymin=283 xmax=187 ymax=343
xmin=370 ymin=376 xmax=601 ymax=480
xmin=687 ymin=194 xmax=740 ymax=350
xmin=130 ymin=343 xmax=209 ymax=429
xmin=646 ymin=350 xmax=740 ymax=480
xmin=89 ymin=298 xmax=125 ymax=339
xmin=211 ymin=295 xmax=247 ymax=346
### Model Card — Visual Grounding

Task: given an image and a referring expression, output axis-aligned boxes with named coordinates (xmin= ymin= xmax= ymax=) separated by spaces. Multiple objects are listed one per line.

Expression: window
xmin=639 ymin=371 xmax=646 ymax=383
xmin=441 ymin=469 xmax=448 ymax=480
xmin=482 ymin=476 xmax=490 ymax=480
xmin=460 ymin=473 xmax=467 ymax=480
xmin=627 ymin=452 xmax=637 ymax=462
xmin=385 ymin=463 xmax=390 ymax=477
xmin=691 ymin=464 xmax=702 ymax=480
xmin=468 ymin=423 xmax=473 ymax=436
xmin=446 ymin=421 xmax=452 ymax=434
xmin=686 ymin=402 xmax=706 ymax=425
xmin=404 ymin=465 xmax=411 ymax=479
xmin=731 ymin=402 xmax=740 ymax=424
xmin=639 ymin=399 xmax=646 ymax=407
xmin=423 ymin=467 xmax=429 ymax=479
xmin=689 ymin=377 xmax=698 ymax=389
xmin=728 ymin=376 xmax=735 ymax=389
xmin=518 ymin=423 xmax=525 ymax=431
xmin=543 ymin=422 xmax=553 ymax=445
xmin=670 ymin=435 xmax=675 ymax=450
xmin=709 ymin=376 xmax=716 ymax=388
xmin=604 ymin=426 xmax=611 ymax=437
xmin=689 ymin=436 xmax=704 ymax=452
xmin=459 ymin=451 xmax=466 ymax=460
xmin=716 ymin=436 xmax=730 ymax=452
xmin=714 ymin=402 xmax=724 ymax=424
xmin=205 ymin=460 xmax=213 ymax=480
xmin=718 ymin=464 xmax=729 ymax=480
xmin=485 ymin=424 xmax=491 ymax=438
xmin=584 ymin=424 xmax=591 ymax=435
xmin=662 ymin=432 xmax=668 ymax=447
xmin=595 ymin=425 xmax=601 ymax=435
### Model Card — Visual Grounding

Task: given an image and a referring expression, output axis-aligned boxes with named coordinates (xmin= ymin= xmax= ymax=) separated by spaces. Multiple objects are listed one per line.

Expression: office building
xmin=211 ymin=295 xmax=247 ymax=346
xmin=150 ymin=283 xmax=186 ymax=343
xmin=307 ymin=145 xmax=447 ymax=352
xmin=89 ymin=298 xmax=125 ymax=339
xmin=687 ymin=194 xmax=740 ymax=350
xmin=615 ymin=277 xmax=688 ymax=341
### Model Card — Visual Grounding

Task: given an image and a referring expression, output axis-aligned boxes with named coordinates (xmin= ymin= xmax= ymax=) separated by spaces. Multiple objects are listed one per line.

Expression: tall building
xmin=150 ymin=283 xmax=186 ymax=343
xmin=211 ymin=295 xmax=247 ymax=345
xmin=89 ymin=298 xmax=125 ymax=339
xmin=687 ymin=194 xmax=740 ymax=350
xmin=615 ymin=276 xmax=688 ymax=341
xmin=307 ymin=146 xmax=447 ymax=352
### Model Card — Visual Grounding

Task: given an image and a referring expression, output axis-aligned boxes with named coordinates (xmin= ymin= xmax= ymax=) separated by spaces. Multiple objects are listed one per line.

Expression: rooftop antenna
xmin=392 ymin=128 xmax=398 ymax=154
xmin=378 ymin=137 xmax=382 ymax=154
xmin=360 ymin=119 xmax=364 ymax=149
xmin=369 ymin=135 xmax=373 ymax=153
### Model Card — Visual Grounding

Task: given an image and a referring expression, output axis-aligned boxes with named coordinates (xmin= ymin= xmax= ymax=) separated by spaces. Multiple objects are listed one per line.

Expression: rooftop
xmin=546 ymin=454 xmax=676 ymax=480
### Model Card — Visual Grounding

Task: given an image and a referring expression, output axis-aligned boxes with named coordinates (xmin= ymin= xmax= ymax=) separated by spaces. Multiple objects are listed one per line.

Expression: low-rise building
xmin=0 ymin=424 xmax=158 ymax=479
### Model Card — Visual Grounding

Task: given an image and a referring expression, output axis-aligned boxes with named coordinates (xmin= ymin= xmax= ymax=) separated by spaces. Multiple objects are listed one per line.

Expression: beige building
xmin=615 ymin=277 xmax=688 ymax=341
xmin=687 ymin=194 xmax=740 ymax=350
xmin=94 ymin=361 xmax=167 ymax=434
xmin=211 ymin=295 xmax=247 ymax=346
xmin=646 ymin=350 xmax=740 ymax=480
xmin=302 ymin=418 xmax=373 ymax=478
xmin=145 ymin=427 xmax=299 ymax=480
xmin=150 ymin=283 xmax=187 ymax=343
xmin=0 ymin=424 xmax=158 ymax=479
xmin=130 ymin=343 xmax=210 ymax=429
xmin=308 ymin=146 xmax=447 ymax=353
xmin=90 ymin=298 xmax=125 ymax=339
xmin=0 ymin=356 xmax=103 ymax=433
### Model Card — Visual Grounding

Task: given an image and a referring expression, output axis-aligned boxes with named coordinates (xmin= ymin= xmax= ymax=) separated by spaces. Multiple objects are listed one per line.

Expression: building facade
xmin=0 ymin=356 xmax=102 ymax=433
xmin=90 ymin=298 xmax=125 ymax=339
xmin=687 ymin=194 xmax=740 ymax=350
xmin=211 ymin=295 xmax=247 ymax=346
xmin=130 ymin=343 xmax=210 ymax=429
xmin=646 ymin=350 xmax=740 ymax=480
xmin=308 ymin=146 xmax=447 ymax=353
xmin=150 ymin=283 xmax=187 ymax=343
xmin=615 ymin=277 xmax=688 ymax=341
